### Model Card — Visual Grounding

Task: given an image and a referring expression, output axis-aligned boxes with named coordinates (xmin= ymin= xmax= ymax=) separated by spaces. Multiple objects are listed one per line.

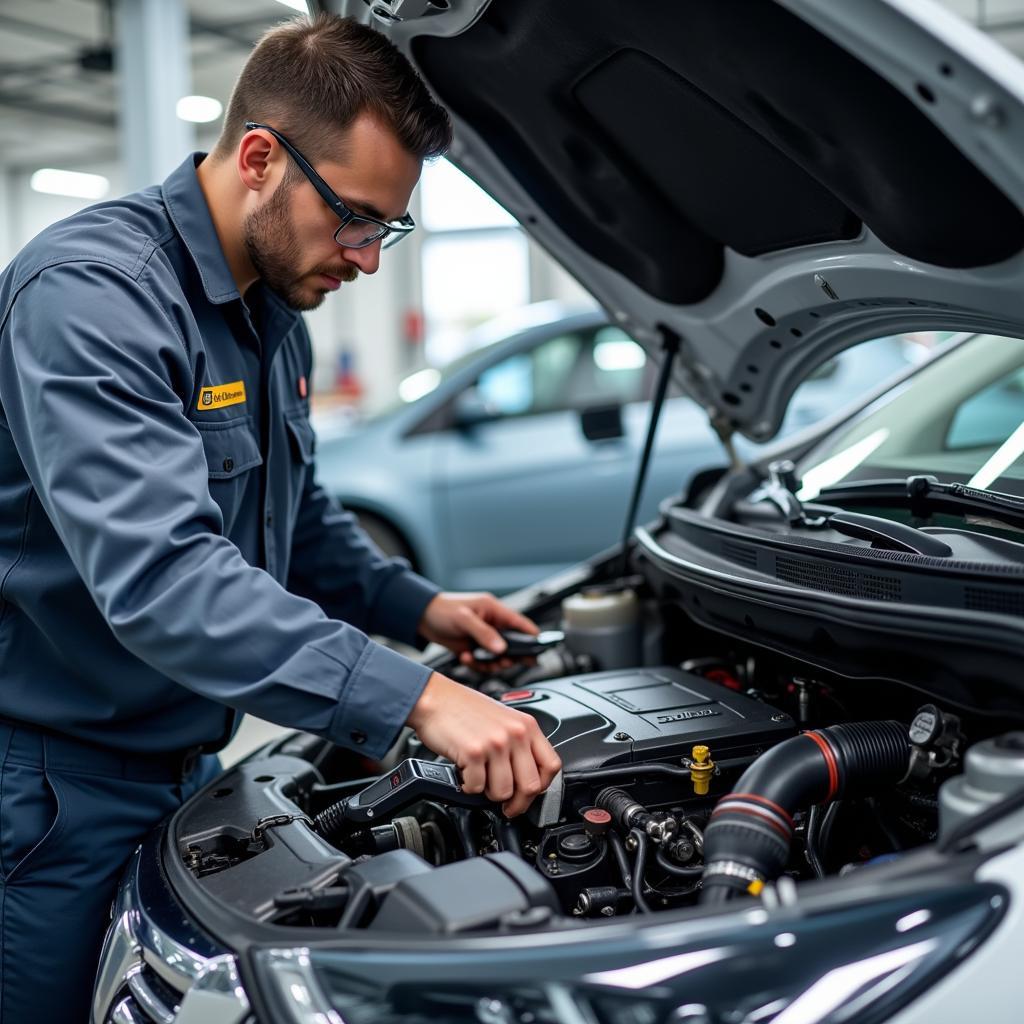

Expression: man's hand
xmin=407 ymin=672 xmax=562 ymax=816
xmin=419 ymin=591 xmax=539 ymax=669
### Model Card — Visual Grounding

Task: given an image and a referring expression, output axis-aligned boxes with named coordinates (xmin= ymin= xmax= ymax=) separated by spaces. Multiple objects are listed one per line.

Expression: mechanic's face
xmin=243 ymin=115 xmax=421 ymax=312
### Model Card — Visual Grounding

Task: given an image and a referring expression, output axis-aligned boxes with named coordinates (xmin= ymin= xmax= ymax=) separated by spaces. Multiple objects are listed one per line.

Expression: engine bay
xmin=172 ymin=565 xmax=1024 ymax=936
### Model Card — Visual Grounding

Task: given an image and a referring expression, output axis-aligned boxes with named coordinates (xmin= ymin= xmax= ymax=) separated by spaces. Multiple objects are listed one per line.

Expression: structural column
xmin=116 ymin=0 xmax=195 ymax=191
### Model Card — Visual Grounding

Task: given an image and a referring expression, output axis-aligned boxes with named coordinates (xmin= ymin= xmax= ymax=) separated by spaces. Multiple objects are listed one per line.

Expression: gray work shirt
xmin=0 ymin=153 xmax=439 ymax=759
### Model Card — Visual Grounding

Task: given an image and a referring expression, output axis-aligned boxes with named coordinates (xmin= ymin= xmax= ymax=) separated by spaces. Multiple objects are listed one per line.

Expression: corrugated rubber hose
xmin=699 ymin=721 xmax=911 ymax=903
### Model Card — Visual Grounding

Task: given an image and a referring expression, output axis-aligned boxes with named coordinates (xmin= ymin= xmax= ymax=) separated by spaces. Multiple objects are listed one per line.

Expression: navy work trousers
xmin=0 ymin=722 xmax=221 ymax=1023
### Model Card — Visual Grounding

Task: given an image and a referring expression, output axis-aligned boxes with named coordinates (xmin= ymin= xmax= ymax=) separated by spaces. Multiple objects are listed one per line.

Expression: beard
xmin=242 ymin=180 xmax=359 ymax=312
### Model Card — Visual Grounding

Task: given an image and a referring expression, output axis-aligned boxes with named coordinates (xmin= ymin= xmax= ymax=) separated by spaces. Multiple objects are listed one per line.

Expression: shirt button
xmin=350 ymin=730 xmax=367 ymax=745
xmin=223 ymin=457 xmax=234 ymax=473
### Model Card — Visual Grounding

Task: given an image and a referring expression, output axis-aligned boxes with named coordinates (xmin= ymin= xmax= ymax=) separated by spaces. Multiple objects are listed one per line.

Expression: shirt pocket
xmin=283 ymin=410 xmax=315 ymax=527
xmin=284 ymin=410 xmax=316 ymax=466
xmin=194 ymin=416 xmax=263 ymax=535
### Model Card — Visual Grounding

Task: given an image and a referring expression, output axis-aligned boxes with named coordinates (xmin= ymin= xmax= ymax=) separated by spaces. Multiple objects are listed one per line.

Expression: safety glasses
xmin=244 ymin=121 xmax=416 ymax=250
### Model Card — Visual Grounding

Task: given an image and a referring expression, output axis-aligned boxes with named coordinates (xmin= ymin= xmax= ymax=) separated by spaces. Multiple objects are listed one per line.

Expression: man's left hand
xmin=419 ymin=592 xmax=539 ymax=669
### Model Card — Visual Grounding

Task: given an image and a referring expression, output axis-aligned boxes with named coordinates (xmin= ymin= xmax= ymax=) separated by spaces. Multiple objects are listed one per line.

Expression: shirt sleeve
xmin=286 ymin=446 xmax=440 ymax=647
xmin=0 ymin=260 xmax=431 ymax=759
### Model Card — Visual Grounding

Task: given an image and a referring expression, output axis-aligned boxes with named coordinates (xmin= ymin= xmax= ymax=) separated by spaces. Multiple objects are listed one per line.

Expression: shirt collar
xmin=161 ymin=153 xmax=241 ymax=305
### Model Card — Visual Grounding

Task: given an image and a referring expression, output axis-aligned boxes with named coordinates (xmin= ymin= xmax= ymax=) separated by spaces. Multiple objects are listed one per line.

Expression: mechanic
xmin=0 ymin=14 xmax=561 ymax=1023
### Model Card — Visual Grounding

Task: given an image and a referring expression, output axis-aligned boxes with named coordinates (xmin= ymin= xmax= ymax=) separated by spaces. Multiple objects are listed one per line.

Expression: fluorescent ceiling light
xmin=30 ymin=168 xmax=109 ymax=200
xmin=274 ymin=0 xmax=308 ymax=11
xmin=176 ymin=95 xmax=223 ymax=124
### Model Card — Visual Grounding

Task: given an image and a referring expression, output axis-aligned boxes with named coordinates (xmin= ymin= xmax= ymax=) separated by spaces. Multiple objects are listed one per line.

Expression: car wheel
xmin=353 ymin=510 xmax=417 ymax=568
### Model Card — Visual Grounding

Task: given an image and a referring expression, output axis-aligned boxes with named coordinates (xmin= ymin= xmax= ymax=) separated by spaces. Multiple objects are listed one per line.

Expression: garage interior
xmin=1 ymin=0 xmax=1023 ymax=770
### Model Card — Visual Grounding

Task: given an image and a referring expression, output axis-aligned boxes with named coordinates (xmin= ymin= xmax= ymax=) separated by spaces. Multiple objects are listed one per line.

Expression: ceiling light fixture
xmin=30 ymin=169 xmax=110 ymax=200
xmin=176 ymin=95 xmax=224 ymax=124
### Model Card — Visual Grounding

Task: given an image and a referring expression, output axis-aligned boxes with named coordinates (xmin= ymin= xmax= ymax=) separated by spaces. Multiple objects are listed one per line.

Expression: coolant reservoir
xmin=939 ymin=732 xmax=1024 ymax=842
xmin=561 ymin=588 xmax=641 ymax=670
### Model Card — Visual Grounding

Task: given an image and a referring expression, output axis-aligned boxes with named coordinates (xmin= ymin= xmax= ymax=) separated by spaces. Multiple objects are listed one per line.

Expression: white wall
xmin=0 ymin=159 xmax=393 ymax=409
xmin=3 ymin=160 xmax=125 ymax=263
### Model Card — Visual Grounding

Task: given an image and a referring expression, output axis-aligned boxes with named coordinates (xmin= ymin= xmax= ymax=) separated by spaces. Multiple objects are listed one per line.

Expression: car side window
xmin=945 ymin=365 xmax=1024 ymax=451
xmin=475 ymin=332 xmax=587 ymax=417
xmin=474 ymin=327 xmax=649 ymax=420
xmin=569 ymin=326 xmax=648 ymax=407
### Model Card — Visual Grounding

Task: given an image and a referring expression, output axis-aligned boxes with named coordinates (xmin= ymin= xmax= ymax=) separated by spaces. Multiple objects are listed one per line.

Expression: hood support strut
xmin=619 ymin=325 xmax=681 ymax=578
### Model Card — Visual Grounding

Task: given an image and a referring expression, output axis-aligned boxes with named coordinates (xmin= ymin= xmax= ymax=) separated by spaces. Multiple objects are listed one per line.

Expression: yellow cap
xmin=690 ymin=744 xmax=714 ymax=796
xmin=747 ymin=878 xmax=765 ymax=897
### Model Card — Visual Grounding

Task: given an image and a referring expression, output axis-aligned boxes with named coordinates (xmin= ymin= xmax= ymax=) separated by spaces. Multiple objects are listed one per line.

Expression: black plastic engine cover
xmin=370 ymin=851 xmax=559 ymax=934
xmin=502 ymin=667 xmax=795 ymax=771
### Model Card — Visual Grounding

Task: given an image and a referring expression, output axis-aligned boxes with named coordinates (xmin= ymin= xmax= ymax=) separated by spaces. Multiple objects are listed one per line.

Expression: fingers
xmin=459 ymin=743 xmax=487 ymax=795
xmin=533 ymin=729 xmax=563 ymax=791
xmin=455 ymin=604 xmax=506 ymax=654
xmin=502 ymin=741 xmax=543 ymax=817
xmin=477 ymin=594 xmax=539 ymax=636
xmin=459 ymin=651 xmax=533 ymax=672
xmin=410 ymin=673 xmax=560 ymax=817
xmin=486 ymin=747 xmax=515 ymax=806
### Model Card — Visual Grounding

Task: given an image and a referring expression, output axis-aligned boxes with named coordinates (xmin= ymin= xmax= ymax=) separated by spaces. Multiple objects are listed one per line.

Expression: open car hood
xmin=330 ymin=0 xmax=1024 ymax=441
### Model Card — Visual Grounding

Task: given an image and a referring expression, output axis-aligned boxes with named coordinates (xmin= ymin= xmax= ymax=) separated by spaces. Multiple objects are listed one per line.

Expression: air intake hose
xmin=699 ymin=721 xmax=911 ymax=903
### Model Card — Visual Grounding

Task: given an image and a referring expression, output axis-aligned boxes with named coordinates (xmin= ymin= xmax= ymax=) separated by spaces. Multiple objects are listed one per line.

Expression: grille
xmin=106 ymin=963 xmax=182 ymax=1023
xmin=775 ymin=556 xmax=902 ymax=601
xmin=721 ymin=539 xmax=758 ymax=568
xmin=964 ymin=587 xmax=1024 ymax=617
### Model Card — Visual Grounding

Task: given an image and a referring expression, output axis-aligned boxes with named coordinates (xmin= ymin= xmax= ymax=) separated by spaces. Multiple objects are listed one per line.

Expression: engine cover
xmin=502 ymin=667 xmax=796 ymax=771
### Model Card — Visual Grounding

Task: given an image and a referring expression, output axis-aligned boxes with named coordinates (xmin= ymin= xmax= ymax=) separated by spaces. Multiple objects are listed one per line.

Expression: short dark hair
xmin=211 ymin=13 xmax=452 ymax=166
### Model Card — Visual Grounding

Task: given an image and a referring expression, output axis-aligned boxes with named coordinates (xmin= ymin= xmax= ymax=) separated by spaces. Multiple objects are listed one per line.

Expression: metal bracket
xmin=363 ymin=0 xmax=451 ymax=24
xmin=251 ymin=813 xmax=314 ymax=845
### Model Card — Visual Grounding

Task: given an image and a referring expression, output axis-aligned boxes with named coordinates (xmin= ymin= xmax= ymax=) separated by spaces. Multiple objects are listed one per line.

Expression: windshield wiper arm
xmin=817 ymin=474 xmax=1024 ymax=529
xmin=749 ymin=459 xmax=827 ymax=526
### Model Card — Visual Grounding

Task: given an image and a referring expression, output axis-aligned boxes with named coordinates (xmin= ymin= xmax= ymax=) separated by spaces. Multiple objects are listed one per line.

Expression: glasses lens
xmin=335 ymin=218 xmax=388 ymax=249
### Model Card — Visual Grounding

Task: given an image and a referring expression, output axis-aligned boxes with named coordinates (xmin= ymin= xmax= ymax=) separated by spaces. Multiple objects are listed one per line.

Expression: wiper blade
xmin=817 ymin=475 xmax=1024 ymax=529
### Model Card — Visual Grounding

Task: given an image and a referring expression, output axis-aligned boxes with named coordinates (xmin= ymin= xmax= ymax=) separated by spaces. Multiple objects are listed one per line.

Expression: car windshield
xmin=797 ymin=332 xmax=1024 ymax=500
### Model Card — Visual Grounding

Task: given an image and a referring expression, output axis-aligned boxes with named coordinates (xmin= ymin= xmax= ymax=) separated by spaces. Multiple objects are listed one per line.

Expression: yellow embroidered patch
xmin=197 ymin=380 xmax=246 ymax=411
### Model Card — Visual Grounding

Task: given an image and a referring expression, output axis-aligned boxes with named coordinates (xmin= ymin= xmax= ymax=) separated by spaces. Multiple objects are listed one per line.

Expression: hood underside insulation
xmin=414 ymin=0 xmax=1024 ymax=305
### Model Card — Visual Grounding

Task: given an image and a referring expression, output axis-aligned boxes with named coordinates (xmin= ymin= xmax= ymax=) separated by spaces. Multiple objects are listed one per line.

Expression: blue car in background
xmin=314 ymin=301 xmax=921 ymax=593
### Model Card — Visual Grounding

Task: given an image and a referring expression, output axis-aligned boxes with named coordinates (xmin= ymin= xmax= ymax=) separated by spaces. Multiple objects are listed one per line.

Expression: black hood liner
xmin=414 ymin=0 xmax=1024 ymax=305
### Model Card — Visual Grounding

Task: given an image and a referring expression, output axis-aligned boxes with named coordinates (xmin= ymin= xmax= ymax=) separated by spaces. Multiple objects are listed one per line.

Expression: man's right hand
xmin=406 ymin=672 xmax=561 ymax=817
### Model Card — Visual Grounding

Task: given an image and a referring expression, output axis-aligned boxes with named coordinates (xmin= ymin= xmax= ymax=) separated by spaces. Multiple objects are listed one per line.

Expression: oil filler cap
xmin=558 ymin=832 xmax=596 ymax=861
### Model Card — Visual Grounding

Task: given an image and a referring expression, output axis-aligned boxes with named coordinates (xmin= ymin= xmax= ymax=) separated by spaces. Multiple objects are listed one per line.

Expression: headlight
xmin=252 ymin=882 xmax=1004 ymax=1024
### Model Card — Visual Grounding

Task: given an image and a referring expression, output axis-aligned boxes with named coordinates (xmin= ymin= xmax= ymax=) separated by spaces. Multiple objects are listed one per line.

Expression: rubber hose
xmin=564 ymin=763 xmax=692 ymax=785
xmin=699 ymin=721 xmax=910 ymax=902
xmin=654 ymin=847 xmax=703 ymax=878
xmin=607 ymin=830 xmax=632 ymax=889
xmin=629 ymin=828 xmax=653 ymax=914
xmin=596 ymin=787 xmax=643 ymax=830
xmin=314 ymin=799 xmax=349 ymax=840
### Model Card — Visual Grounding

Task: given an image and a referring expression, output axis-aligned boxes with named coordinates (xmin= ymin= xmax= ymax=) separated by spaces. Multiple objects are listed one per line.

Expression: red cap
xmin=501 ymin=690 xmax=534 ymax=703
xmin=582 ymin=807 xmax=613 ymax=834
